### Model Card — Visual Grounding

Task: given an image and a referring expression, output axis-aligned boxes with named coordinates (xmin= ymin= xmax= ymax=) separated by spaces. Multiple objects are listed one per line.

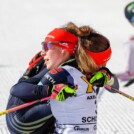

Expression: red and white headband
xmin=86 ymin=47 xmax=112 ymax=65
xmin=45 ymin=28 xmax=78 ymax=54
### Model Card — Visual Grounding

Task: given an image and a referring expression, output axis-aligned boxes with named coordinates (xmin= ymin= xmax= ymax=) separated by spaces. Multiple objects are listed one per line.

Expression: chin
xmin=45 ymin=65 xmax=50 ymax=70
xmin=46 ymin=65 xmax=53 ymax=70
xmin=46 ymin=67 xmax=49 ymax=70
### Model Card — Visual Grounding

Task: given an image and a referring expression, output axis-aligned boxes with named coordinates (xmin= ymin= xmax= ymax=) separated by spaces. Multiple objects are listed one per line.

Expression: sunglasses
xmin=41 ymin=41 xmax=70 ymax=51
xmin=41 ymin=41 xmax=54 ymax=51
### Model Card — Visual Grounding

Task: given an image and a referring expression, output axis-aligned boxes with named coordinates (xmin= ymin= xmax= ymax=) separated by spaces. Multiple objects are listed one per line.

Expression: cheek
xmin=52 ymin=52 xmax=60 ymax=60
xmin=49 ymin=50 xmax=61 ymax=59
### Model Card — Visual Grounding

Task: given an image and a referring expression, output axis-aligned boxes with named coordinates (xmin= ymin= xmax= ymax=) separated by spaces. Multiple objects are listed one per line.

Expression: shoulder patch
xmin=49 ymin=68 xmax=63 ymax=74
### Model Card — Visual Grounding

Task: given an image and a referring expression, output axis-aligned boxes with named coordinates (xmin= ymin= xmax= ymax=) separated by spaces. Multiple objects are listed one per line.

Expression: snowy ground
xmin=0 ymin=0 xmax=134 ymax=134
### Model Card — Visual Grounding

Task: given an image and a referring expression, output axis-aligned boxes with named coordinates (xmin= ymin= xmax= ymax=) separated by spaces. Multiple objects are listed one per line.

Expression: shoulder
xmin=42 ymin=67 xmax=73 ymax=85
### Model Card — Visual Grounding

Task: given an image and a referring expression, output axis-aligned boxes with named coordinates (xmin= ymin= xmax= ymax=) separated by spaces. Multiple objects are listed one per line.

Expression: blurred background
xmin=0 ymin=0 xmax=134 ymax=134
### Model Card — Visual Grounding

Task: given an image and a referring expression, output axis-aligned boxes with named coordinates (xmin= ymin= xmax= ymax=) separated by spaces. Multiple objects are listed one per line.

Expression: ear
xmin=60 ymin=48 xmax=71 ymax=58
xmin=61 ymin=48 xmax=66 ymax=54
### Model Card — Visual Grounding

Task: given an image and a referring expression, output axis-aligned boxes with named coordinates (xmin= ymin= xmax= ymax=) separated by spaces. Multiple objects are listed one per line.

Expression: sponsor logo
xmin=74 ymin=126 xmax=89 ymax=132
xmin=49 ymin=68 xmax=62 ymax=74
xmin=87 ymin=95 xmax=96 ymax=100
xmin=59 ymin=42 xmax=69 ymax=48
xmin=46 ymin=35 xmax=55 ymax=39
xmin=82 ymin=116 xmax=97 ymax=123
xmin=45 ymin=74 xmax=56 ymax=84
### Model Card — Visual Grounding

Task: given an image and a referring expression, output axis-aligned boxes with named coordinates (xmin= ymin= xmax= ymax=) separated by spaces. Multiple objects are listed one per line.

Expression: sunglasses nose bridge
xmin=41 ymin=41 xmax=57 ymax=51
xmin=42 ymin=42 xmax=49 ymax=51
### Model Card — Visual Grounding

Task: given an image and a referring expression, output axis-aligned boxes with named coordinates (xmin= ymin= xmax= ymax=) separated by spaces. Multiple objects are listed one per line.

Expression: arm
xmin=10 ymin=68 xmax=49 ymax=100
xmin=39 ymin=68 xmax=77 ymax=101
xmin=11 ymin=67 xmax=76 ymax=101
xmin=10 ymin=82 xmax=49 ymax=100
xmin=18 ymin=67 xmax=49 ymax=83
xmin=39 ymin=67 xmax=74 ymax=86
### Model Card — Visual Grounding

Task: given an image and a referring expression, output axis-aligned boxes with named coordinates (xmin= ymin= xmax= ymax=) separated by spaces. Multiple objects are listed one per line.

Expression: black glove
xmin=23 ymin=51 xmax=44 ymax=78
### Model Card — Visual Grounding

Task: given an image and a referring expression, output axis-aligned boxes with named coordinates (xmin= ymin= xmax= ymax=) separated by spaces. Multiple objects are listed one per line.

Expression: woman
xmin=6 ymin=22 xmax=118 ymax=134
xmin=38 ymin=24 xmax=117 ymax=134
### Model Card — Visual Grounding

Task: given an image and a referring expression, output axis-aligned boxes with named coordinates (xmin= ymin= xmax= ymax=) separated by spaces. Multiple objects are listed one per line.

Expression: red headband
xmin=45 ymin=28 xmax=78 ymax=54
xmin=87 ymin=47 xmax=112 ymax=65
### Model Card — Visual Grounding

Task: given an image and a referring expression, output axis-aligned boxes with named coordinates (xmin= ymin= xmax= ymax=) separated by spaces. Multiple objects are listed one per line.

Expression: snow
xmin=0 ymin=0 xmax=134 ymax=133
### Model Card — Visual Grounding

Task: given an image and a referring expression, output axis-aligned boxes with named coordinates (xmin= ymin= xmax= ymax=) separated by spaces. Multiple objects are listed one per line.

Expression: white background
xmin=0 ymin=0 xmax=134 ymax=134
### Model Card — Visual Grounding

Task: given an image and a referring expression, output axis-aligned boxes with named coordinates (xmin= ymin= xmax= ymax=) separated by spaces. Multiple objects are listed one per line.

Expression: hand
xmin=89 ymin=67 xmax=112 ymax=87
xmin=51 ymin=84 xmax=77 ymax=101
xmin=23 ymin=51 xmax=44 ymax=78
xmin=105 ymin=75 xmax=119 ymax=93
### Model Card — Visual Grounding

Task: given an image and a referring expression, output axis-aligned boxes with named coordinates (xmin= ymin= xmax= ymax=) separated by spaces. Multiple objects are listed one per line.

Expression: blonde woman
xmin=6 ymin=22 xmax=118 ymax=134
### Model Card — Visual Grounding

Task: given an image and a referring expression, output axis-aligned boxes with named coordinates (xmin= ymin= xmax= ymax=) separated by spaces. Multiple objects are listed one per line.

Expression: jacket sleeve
xmin=10 ymin=68 xmax=49 ymax=100
xmin=18 ymin=68 xmax=49 ymax=83
xmin=39 ymin=67 xmax=74 ymax=86
xmin=11 ymin=67 xmax=74 ymax=100
xmin=10 ymin=82 xmax=49 ymax=100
